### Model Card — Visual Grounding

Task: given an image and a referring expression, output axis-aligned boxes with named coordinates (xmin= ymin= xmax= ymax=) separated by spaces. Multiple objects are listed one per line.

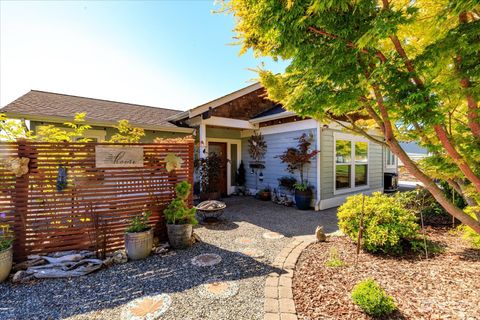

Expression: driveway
xmin=0 ymin=196 xmax=338 ymax=320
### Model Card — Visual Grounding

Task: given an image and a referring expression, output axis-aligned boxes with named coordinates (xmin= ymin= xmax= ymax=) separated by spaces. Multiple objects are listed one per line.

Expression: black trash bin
xmin=384 ymin=172 xmax=398 ymax=193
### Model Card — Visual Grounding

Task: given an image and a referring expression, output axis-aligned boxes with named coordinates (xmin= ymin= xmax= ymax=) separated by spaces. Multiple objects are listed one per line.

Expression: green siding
xmin=30 ymin=121 xmax=189 ymax=142
xmin=320 ymin=128 xmax=384 ymax=200
xmin=206 ymin=127 xmax=241 ymax=139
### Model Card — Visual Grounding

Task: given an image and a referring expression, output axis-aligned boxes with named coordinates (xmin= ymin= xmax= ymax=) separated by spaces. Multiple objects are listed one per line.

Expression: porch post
xmin=199 ymin=123 xmax=207 ymax=158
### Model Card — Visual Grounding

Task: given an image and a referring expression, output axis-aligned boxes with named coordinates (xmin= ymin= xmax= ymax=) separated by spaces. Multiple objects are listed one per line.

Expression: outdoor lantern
xmin=259 ymin=172 xmax=264 ymax=182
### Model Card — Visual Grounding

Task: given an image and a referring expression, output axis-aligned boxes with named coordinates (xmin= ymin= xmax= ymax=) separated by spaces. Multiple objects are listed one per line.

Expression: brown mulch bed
xmin=293 ymin=229 xmax=480 ymax=320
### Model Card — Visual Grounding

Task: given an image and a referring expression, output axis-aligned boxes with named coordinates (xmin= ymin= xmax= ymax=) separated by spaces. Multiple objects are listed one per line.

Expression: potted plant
xmin=164 ymin=181 xmax=198 ymax=249
xmin=278 ymin=176 xmax=297 ymax=193
xmin=258 ymin=186 xmax=271 ymax=201
xmin=195 ymin=152 xmax=225 ymax=200
xmin=236 ymin=160 xmax=246 ymax=195
xmin=125 ymin=210 xmax=153 ymax=260
xmin=0 ymin=224 xmax=13 ymax=283
xmin=277 ymin=133 xmax=319 ymax=210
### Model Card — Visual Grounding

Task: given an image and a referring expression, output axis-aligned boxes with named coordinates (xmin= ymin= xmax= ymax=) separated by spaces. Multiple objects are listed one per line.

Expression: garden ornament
xmin=56 ymin=165 xmax=68 ymax=191
xmin=315 ymin=225 xmax=326 ymax=242
xmin=3 ymin=157 xmax=29 ymax=177
xmin=164 ymin=153 xmax=183 ymax=172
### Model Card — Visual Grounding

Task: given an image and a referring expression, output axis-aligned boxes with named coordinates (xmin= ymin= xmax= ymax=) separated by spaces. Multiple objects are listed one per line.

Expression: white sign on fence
xmin=95 ymin=146 xmax=144 ymax=168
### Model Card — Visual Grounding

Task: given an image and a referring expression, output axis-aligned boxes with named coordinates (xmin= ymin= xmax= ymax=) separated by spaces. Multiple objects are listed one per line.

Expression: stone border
xmin=264 ymin=238 xmax=313 ymax=320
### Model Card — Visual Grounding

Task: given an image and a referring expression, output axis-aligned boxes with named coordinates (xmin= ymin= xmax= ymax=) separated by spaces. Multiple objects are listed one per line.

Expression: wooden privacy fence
xmin=0 ymin=140 xmax=194 ymax=261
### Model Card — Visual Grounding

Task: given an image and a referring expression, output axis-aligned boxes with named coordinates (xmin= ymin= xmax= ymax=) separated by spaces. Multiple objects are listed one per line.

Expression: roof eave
xmin=249 ymin=111 xmax=296 ymax=124
xmin=187 ymin=82 xmax=263 ymax=119
xmin=2 ymin=112 xmax=194 ymax=134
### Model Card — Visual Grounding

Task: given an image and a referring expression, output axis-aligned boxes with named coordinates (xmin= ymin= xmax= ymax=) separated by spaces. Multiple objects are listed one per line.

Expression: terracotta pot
xmin=200 ymin=192 xmax=221 ymax=201
xmin=167 ymin=224 xmax=193 ymax=249
xmin=258 ymin=191 xmax=271 ymax=201
xmin=125 ymin=229 xmax=153 ymax=260
xmin=0 ymin=246 xmax=13 ymax=282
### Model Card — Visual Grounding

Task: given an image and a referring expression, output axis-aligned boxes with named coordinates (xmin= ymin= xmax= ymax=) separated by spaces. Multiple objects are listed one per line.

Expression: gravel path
xmin=0 ymin=196 xmax=338 ymax=320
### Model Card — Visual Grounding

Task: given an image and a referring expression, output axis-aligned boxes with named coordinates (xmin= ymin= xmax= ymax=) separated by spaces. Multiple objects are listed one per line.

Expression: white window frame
xmin=333 ymin=132 xmax=370 ymax=195
xmin=385 ymin=148 xmax=397 ymax=169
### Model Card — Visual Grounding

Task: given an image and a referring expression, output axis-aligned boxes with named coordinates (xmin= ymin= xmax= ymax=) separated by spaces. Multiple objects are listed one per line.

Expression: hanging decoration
xmin=164 ymin=153 xmax=184 ymax=173
xmin=56 ymin=165 xmax=68 ymax=192
xmin=248 ymin=131 xmax=267 ymax=162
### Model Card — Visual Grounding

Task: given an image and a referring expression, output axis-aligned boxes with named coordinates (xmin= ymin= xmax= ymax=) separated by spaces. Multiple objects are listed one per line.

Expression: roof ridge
xmin=29 ymin=90 xmax=183 ymax=113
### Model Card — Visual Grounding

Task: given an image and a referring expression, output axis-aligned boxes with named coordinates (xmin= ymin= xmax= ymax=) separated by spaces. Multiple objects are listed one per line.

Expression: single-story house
xmin=0 ymin=90 xmax=193 ymax=142
xmin=1 ymin=83 xmax=398 ymax=210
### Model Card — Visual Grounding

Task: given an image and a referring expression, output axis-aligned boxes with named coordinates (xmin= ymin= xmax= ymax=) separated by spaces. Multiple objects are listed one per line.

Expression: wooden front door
xmin=208 ymin=142 xmax=228 ymax=196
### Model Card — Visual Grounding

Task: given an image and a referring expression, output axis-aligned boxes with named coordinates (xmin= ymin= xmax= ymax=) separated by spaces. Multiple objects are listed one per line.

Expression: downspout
xmin=315 ymin=121 xmax=322 ymax=211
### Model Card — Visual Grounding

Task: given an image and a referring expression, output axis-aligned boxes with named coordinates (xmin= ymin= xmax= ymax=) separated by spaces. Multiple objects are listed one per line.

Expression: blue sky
xmin=0 ymin=1 xmax=287 ymax=110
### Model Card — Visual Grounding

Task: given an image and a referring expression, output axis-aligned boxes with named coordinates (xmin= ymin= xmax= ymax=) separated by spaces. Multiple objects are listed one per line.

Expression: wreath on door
xmin=248 ymin=131 xmax=267 ymax=161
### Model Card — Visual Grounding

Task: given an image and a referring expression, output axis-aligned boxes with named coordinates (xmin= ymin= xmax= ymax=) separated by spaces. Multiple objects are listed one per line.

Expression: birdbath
xmin=196 ymin=200 xmax=226 ymax=223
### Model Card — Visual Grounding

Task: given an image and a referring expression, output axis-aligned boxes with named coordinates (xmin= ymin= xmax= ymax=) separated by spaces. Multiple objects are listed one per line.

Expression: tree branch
xmin=308 ymin=26 xmax=387 ymax=63
xmin=458 ymin=12 xmax=480 ymax=139
xmin=381 ymin=2 xmax=480 ymax=193
xmin=329 ymin=116 xmax=387 ymax=146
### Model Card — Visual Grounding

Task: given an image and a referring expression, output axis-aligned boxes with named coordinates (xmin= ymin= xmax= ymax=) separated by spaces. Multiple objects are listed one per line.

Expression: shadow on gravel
xmin=222 ymin=196 xmax=339 ymax=237
xmin=0 ymin=241 xmax=282 ymax=320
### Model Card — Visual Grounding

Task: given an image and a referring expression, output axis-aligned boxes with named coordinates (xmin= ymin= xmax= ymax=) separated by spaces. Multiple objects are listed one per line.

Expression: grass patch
xmin=324 ymin=247 xmax=345 ymax=267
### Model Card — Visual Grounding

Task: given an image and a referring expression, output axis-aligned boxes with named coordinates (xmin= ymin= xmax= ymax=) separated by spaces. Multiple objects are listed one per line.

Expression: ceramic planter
xmin=295 ymin=189 xmax=312 ymax=210
xmin=125 ymin=229 xmax=153 ymax=260
xmin=167 ymin=224 xmax=193 ymax=249
xmin=0 ymin=245 xmax=13 ymax=282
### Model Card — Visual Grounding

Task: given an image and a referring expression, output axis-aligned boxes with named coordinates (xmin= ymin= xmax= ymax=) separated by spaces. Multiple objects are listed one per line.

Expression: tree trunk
xmin=387 ymin=139 xmax=480 ymax=233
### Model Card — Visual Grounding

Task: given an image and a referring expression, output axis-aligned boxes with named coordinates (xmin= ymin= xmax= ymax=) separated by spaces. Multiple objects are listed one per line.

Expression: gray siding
xmin=320 ymin=128 xmax=384 ymax=200
xmin=241 ymin=129 xmax=318 ymax=199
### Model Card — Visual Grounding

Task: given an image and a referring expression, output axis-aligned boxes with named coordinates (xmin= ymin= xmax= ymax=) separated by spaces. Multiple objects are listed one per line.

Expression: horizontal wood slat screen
xmin=0 ymin=140 xmax=194 ymax=261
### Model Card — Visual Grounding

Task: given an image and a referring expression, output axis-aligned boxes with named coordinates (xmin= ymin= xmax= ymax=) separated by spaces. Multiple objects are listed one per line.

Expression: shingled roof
xmin=0 ymin=90 xmax=185 ymax=129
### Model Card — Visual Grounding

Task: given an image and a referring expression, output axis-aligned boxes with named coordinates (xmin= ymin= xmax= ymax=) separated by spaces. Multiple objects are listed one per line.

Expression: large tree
xmin=224 ymin=0 xmax=480 ymax=233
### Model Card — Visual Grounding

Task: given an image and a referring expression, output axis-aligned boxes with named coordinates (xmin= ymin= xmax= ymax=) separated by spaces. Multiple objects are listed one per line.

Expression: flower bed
xmin=293 ymin=229 xmax=480 ymax=319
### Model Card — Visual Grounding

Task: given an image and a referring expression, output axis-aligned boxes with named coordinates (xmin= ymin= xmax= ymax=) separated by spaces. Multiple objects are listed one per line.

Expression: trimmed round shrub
xmin=338 ymin=192 xmax=420 ymax=254
xmin=351 ymin=279 xmax=396 ymax=317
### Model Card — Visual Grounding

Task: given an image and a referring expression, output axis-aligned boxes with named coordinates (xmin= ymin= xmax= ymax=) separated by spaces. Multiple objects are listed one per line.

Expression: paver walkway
xmin=0 ymin=196 xmax=338 ymax=320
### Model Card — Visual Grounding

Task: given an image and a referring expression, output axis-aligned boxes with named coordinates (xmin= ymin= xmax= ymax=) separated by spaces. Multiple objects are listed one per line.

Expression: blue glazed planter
xmin=295 ymin=189 xmax=312 ymax=210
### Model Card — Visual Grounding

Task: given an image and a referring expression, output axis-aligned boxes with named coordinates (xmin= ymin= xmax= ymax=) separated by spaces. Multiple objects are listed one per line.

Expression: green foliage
xmin=109 ymin=119 xmax=145 ymax=143
xmin=0 ymin=114 xmax=28 ymax=141
xmin=293 ymin=182 xmax=309 ymax=191
xmin=125 ymin=211 xmax=151 ymax=233
xmin=223 ymin=0 xmax=480 ymax=234
xmin=351 ymin=279 xmax=397 ymax=317
xmin=164 ymin=181 xmax=197 ymax=225
xmin=459 ymin=207 xmax=480 ymax=249
xmin=278 ymin=176 xmax=297 ymax=191
xmin=33 ymin=112 xmax=92 ymax=142
xmin=0 ymin=224 xmax=14 ymax=251
xmin=324 ymin=247 xmax=345 ymax=268
xmin=338 ymin=193 xmax=420 ymax=254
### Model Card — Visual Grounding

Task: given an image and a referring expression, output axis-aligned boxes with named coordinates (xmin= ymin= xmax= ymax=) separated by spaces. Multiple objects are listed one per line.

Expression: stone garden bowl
xmin=195 ymin=200 xmax=226 ymax=222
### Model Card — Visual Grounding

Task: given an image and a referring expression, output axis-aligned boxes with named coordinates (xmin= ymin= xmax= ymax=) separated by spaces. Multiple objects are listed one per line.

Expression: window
xmin=335 ymin=140 xmax=351 ymax=189
xmin=355 ymin=142 xmax=368 ymax=186
xmin=386 ymin=148 xmax=396 ymax=168
xmin=335 ymin=135 xmax=369 ymax=192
